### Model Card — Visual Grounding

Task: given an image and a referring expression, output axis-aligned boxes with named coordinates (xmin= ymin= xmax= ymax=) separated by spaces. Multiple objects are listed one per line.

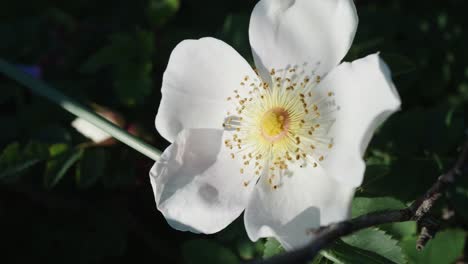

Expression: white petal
xmin=150 ymin=128 xmax=256 ymax=234
xmin=71 ymin=118 xmax=111 ymax=142
xmin=319 ymin=54 xmax=401 ymax=187
xmin=155 ymin=37 xmax=256 ymax=143
xmin=249 ymin=0 xmax=358 ymax=80
xmin=244 ymin=163 xmax=355 ymax=250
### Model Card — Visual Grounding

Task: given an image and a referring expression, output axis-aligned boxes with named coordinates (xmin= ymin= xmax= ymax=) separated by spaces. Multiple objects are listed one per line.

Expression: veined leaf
xmin=342 ymin=228 xmax=407 ymax=264
xmin=352 ymin=197 xmax=416 ymax=239
xmin=322 ymin=240 xmax=397 ymax=264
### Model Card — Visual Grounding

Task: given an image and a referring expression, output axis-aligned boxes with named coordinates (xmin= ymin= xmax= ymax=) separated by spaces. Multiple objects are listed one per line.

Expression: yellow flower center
xmin=222 ymin=65 xmax=337 ymax=189
xmin=261 ymin=108 xmax=290 ymax=141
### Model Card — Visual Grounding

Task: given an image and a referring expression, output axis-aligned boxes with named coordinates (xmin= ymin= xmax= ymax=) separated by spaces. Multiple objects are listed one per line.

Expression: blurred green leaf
xmin=311 ymin=254 xmax=334 ymax=264
xmin=237 ymin=240 xmax=254 ymax=260
xmin=147 ymin=0 xmax=180 ymax=27
xmin=33 ymin=124 xmax=72 ymax=144
xmin=236 ymin=238 xmax=263 ymax=260
xmin=363 ymin=108 xmax=464 ymax=201
xmin=451 ymin=186 xmax=468 ymax=221
xmin=182 ymin=239 xmax=239 ymax=264
xmin=401 ymin=229 xmax=465 ymax=264
xmin=263 ymin=238 xmax=285 ymax=259
xmin=49 ymin=143 xmax=68 ymax=156
xmin=0 ymin=141 xmax=49 ymax=180
xmin=80 ymin=30 xmax=154 ymax=106
xmin=44 ymin=144 xmax=83 ymax=189
xmin=342 ymin=228 xmax=406 ymax=264
xmin=45 ymin=7 xmax=76 ymax=32
xmin=76 ymin=147 xmax=107 ymax=189
xmin=219 ymin=13 xmax=251 ymax=61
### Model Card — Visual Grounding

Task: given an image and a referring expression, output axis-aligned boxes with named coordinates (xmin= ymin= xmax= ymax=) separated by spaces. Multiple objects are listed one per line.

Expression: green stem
xmin=0 ymin=59 xmax=161 ymax=161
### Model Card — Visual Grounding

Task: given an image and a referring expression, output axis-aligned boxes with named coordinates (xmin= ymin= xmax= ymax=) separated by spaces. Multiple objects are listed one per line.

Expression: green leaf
xmin=362 ymin=108 xmax=464 ymax=201
xmin=0 ymin=141 xmax=49 ymax=180
xmin=352 ymin=197 xmax=407 ymax=217
xmin=342 ymin=228 xmax=407 ymax=264
xmin=237 ymin=241 xmax=254 ymax=260
xmin=80 ymin=30 xmax=154 ymax=106
xmin=451 ymin=186 xmax=468 ymax=221
xmin=352 ymin=197 xmax=416 ymax=239
xmin=44 ymin=144 xmax=83 ymax=189
xmin=182 ymin=239 xmax=239 ymax=264
xmin=237 ymin=239 xmax=261 ymax=260
xmin=48 ymin=143 xmax=69 ymax=156
xmin=448 ymin=172 xmax=468 ymax=221
xmin=322 ymin=240 xmax=398 ymax=264
xmin=219 ymin=13 xmax=251 ymax=62
xmin=147 ymin=0 xmax=180 ymax=27
xmin=263 ymin=238 xmax=285 ymax=259
xmin=75 ymin=147 xmax=107 ymax=189
xmin=401 ymin=229 xmax=465 ymax=264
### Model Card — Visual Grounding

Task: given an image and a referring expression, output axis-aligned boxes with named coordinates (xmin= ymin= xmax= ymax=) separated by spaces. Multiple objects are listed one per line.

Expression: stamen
xmin=222 ymin=64 xmax=336 ymax=188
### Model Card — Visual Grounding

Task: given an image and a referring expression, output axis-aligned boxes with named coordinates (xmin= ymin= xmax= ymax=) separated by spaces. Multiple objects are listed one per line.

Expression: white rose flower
xmin=150 ymin=0 xmax=401 ymax=250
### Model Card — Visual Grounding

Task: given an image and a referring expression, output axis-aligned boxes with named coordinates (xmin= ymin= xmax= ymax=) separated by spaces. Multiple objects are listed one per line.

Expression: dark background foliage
xmin=0 ymin=0 xmax=467 ymax=263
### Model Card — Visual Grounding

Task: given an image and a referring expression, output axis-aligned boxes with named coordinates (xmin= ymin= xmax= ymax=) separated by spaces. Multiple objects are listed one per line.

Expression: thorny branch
xmin=257 ymin=137 xmax=468 ymax=264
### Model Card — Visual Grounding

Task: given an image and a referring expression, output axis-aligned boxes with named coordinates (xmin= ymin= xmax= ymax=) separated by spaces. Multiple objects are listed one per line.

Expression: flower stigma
xmin=222 ymin=63 xmax=338 ymax=189
xmin=261 ymin=107 xmax=290 ymax=142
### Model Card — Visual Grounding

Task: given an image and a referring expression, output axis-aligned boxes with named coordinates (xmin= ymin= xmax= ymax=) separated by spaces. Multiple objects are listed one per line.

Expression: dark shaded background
xmin=1 ymin=0 xmax=467 ymax=263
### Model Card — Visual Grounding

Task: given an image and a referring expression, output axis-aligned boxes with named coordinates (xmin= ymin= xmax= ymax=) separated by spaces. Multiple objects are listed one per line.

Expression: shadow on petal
xmin=151 ymin=128 xmax=256 ymax=234
xmin=157 ymin=129 xmax=223 ymax=205
xmin=275 ymin=207 xmax=321 ymax=250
